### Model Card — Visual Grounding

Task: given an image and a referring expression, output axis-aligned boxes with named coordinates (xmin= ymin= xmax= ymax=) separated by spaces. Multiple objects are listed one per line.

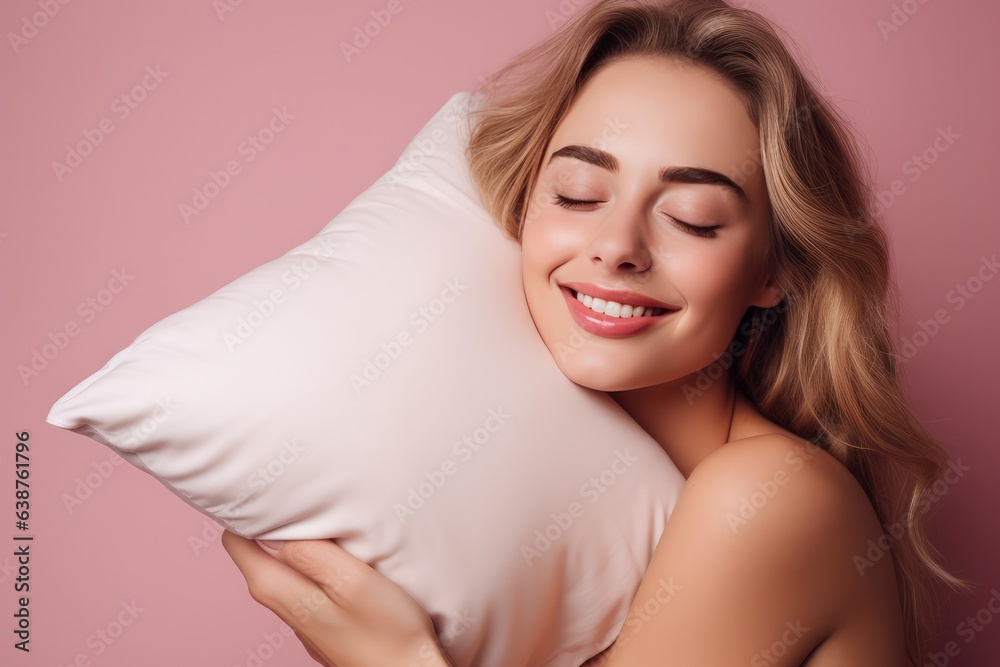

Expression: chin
xmin=548 ymin=351 xmax=651 ymax=393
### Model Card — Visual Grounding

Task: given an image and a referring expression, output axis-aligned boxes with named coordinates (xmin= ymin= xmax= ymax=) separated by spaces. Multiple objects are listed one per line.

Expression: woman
xmin=223 ymin=0 xmax=967 ymax=664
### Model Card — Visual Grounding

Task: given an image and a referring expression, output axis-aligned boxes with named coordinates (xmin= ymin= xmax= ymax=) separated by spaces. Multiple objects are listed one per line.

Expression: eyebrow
xmin=546 ymin=144 xmax=750 ymax=205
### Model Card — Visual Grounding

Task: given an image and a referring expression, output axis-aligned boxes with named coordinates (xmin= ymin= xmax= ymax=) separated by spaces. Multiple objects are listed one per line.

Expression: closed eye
xmin=666 ymin=216 xmax=720 ymax=238
xmin=552 ymin=194 xmax=604 ymax=209
xmin=553 ymin=194 xmax=720 ymax=238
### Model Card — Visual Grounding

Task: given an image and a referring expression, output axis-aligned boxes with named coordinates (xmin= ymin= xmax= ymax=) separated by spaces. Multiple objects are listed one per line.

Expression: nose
xmin=584 ymin=199 xmax=654 ymax=276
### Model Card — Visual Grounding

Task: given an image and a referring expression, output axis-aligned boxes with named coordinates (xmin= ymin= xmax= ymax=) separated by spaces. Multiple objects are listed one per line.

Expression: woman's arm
xmin=222 ymin=532 xmax=453 ymax=666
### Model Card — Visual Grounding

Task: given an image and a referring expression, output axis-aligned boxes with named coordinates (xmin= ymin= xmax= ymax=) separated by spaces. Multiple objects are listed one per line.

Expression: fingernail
xmin=256 ymin=539 xmax=284 ymax=555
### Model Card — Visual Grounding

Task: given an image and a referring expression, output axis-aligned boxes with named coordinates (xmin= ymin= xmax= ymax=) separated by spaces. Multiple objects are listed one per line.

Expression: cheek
xmin=520 ymin=209 xmax=580 ymax=280
xmin=666 ymin=239 xmax=760 ymax=320
xmin=519 ymin=213 xmax=561 ymax=322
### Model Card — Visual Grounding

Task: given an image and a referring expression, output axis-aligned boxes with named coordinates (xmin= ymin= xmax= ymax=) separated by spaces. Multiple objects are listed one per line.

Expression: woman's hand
xmin=221 ymin=531 xmax=452 ymax=667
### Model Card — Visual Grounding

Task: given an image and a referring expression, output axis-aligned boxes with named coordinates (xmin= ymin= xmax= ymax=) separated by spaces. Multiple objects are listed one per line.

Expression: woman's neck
xmin=607 ymin=369 xmax=739 ymax=479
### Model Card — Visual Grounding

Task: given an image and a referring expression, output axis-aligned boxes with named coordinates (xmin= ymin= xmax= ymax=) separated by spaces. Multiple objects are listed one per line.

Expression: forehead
xmin=548 ymin=56 xmax=761 ymax=189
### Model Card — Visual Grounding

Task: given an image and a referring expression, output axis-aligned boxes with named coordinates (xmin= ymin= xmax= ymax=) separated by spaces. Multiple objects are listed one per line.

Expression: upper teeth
xmin=574 ymin=290 xmax=666 ymax=318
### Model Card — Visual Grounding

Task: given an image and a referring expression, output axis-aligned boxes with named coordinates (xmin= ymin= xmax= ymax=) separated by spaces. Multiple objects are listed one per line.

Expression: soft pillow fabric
xmin=45 ymin=91 xmax=686 ymax=667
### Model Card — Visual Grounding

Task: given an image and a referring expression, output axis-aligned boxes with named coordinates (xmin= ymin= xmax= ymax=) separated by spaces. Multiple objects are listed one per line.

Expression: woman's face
xmin=521 ymin=55 xmax=782 ymax=392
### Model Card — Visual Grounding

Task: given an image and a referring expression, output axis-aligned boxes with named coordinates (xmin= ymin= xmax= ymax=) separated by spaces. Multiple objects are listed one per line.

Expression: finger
xmin=273 ymin=539 xmax=370 ymax=606
xmin=222 ymin=531 xmax=289 ymax=589
xmin=222 ymin=532 xmax=340 ymax=632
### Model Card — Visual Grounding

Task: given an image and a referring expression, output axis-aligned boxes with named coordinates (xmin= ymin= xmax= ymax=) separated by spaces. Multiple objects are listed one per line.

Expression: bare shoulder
xmin=682 ymin=433 xmax=909 ymax=662
xmin=690 ymin=431 xmax=875 ymax=541
xmin=595 ymin=432 xmax=908 ymax=665
xmin=684 ymin=432 xmax=891 ymax=601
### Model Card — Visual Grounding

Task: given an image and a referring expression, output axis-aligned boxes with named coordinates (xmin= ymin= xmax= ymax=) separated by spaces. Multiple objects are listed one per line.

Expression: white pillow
xmin=45 ymin=91 xmax=685 ymax=667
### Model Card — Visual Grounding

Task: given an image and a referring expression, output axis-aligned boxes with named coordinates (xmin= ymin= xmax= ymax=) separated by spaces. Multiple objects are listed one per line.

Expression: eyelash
xmin=551 ymin=194 xmax=720 ymax=239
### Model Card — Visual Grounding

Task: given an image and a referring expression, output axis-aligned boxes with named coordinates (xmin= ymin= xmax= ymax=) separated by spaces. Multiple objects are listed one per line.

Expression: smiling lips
xmin=559 ymin=283 xmax=677 ymax=338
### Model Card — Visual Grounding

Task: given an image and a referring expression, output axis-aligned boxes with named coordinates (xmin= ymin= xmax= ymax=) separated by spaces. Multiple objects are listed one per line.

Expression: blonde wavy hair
xmin=463 ymin=0 xmax=969 ymax=661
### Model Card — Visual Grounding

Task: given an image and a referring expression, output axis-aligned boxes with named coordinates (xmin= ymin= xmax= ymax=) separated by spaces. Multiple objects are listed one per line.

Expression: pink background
xmin=2 ymin=0 xmax=997 ymax=665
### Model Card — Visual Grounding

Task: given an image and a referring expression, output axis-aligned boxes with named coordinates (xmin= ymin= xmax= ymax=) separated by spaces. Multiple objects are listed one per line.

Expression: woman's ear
xmin=751 ymin=276 xmax=784 ymax=309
